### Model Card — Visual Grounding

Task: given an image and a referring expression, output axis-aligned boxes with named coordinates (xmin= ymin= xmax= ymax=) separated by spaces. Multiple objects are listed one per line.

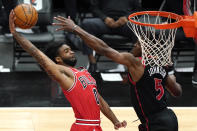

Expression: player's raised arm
xmin=53 ymin=16 xmax=137 ymax=67
xmin=9 ymin=10 xmax=73 ymax=89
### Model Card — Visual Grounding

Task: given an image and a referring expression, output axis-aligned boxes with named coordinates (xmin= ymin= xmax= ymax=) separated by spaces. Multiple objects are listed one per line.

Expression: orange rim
xmin=128 ymin=11 xmax=183 ymax=29
xmin=180 ymin=11 xmax=197 ymax=38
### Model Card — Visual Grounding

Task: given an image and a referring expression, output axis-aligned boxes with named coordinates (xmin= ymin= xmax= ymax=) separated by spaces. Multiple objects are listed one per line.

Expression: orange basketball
xmin=14 ymin=4 xmax=38 ymax=29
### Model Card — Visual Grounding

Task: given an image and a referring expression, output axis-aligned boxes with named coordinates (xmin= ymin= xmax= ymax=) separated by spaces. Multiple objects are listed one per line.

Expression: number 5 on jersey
xmin=154 ymin=78 xmax=164 ymax=101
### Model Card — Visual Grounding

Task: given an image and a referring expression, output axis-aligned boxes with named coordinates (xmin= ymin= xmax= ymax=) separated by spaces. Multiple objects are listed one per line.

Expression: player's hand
xmin=114 ymin=120 xmax=127 ymax=130
xmin=53 ymin=16 xmax=77 ymax=32
xmin=9 ymin=10 xmax=16 ymax=34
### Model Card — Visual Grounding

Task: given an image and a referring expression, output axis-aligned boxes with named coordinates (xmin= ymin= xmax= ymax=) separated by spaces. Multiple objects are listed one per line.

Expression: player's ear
xmin=55 ymin=56 xmax=62 ymax=63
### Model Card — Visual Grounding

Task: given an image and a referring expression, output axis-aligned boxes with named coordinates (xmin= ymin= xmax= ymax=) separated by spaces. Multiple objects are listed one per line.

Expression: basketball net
xmin=128 ymin=12 xmax=180 ymax=67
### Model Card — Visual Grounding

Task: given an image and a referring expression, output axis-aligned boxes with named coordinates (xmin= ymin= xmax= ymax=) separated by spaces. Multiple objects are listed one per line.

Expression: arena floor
xmin=0 ymin=107 xmax=196 ymax=131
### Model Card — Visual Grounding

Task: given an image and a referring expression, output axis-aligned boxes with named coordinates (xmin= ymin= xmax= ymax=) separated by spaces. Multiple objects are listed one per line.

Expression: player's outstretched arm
xmin=9 ymin=10 xmax=73 ymax=89
xmin=98 ymin=95 xmax=127 ymax=130
xmin=165 ymin=74 xmax=182 ymax=97
xmin=53 ymin=16 xmax=136 ymax=67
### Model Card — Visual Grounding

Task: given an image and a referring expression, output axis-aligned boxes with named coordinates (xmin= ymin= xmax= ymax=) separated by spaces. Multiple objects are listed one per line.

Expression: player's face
xmin=131 ymin=41 xmax=142 ymax=57
xmin=57 ymin=44 xmax=77 ymax=67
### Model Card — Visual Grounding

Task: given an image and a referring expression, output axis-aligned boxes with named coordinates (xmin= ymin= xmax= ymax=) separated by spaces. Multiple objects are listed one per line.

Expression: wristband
xmin=72 ymin=25 xmax=78 ymax=32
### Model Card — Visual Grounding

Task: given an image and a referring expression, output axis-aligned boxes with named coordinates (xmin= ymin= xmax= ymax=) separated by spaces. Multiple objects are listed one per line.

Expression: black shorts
xmin=138 ymin=108 xmax=178 ymax=131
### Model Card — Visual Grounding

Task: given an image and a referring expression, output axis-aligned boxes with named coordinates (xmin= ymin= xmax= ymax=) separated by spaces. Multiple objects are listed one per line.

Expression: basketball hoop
xmin=127 ymin=11 xmax=196 ymax=67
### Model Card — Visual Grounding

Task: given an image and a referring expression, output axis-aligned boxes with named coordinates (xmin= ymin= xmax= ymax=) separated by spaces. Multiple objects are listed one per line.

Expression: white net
xmin=128 ymin=12 xmax=180 ymax=67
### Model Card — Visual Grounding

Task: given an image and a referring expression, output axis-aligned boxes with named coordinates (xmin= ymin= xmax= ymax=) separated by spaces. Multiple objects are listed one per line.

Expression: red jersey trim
xmin=128 ymin=57 xmax=149 ymax=130
xmin=75 ymin=118 xmax=100 ymax=126
xmin=75 ymin=123 xmax=100 ymax=126
xmin=134 ymin=86 xmax=149 ymax=131
xmin=76 ymin=118 xmax=100 ymax=122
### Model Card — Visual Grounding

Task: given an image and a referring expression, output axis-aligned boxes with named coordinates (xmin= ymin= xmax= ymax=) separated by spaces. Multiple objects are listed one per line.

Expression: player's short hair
xmin=44 ymin=42 xmax=66 ymax=63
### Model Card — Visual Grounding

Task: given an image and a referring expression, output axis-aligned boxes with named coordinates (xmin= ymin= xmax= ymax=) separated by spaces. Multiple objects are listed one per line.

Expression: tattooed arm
xmin=9 ymin=10 xmax=73 ymax=90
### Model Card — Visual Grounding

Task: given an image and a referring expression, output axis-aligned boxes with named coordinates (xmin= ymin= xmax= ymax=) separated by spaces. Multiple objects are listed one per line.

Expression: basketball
xmin=13 ymin=4 xmax=38 ymax=29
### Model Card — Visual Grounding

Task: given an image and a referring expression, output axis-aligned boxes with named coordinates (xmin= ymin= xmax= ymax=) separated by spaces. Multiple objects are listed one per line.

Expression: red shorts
xmin=70 ymin=123 xmax=102 ymax=131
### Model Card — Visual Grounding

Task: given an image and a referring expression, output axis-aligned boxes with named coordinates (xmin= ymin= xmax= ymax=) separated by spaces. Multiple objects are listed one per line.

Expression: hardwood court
xmin=0 ymin=107 xmax=196 ymax=131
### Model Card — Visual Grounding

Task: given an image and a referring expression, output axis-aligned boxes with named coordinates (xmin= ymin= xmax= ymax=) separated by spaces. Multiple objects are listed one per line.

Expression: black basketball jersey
xmin=128 ymin=65 xmax=168 ymax=123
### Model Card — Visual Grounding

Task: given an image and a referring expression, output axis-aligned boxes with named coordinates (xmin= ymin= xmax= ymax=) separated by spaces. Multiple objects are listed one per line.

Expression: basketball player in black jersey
xmin=53 ymin=16 xmax=182 ymax=131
